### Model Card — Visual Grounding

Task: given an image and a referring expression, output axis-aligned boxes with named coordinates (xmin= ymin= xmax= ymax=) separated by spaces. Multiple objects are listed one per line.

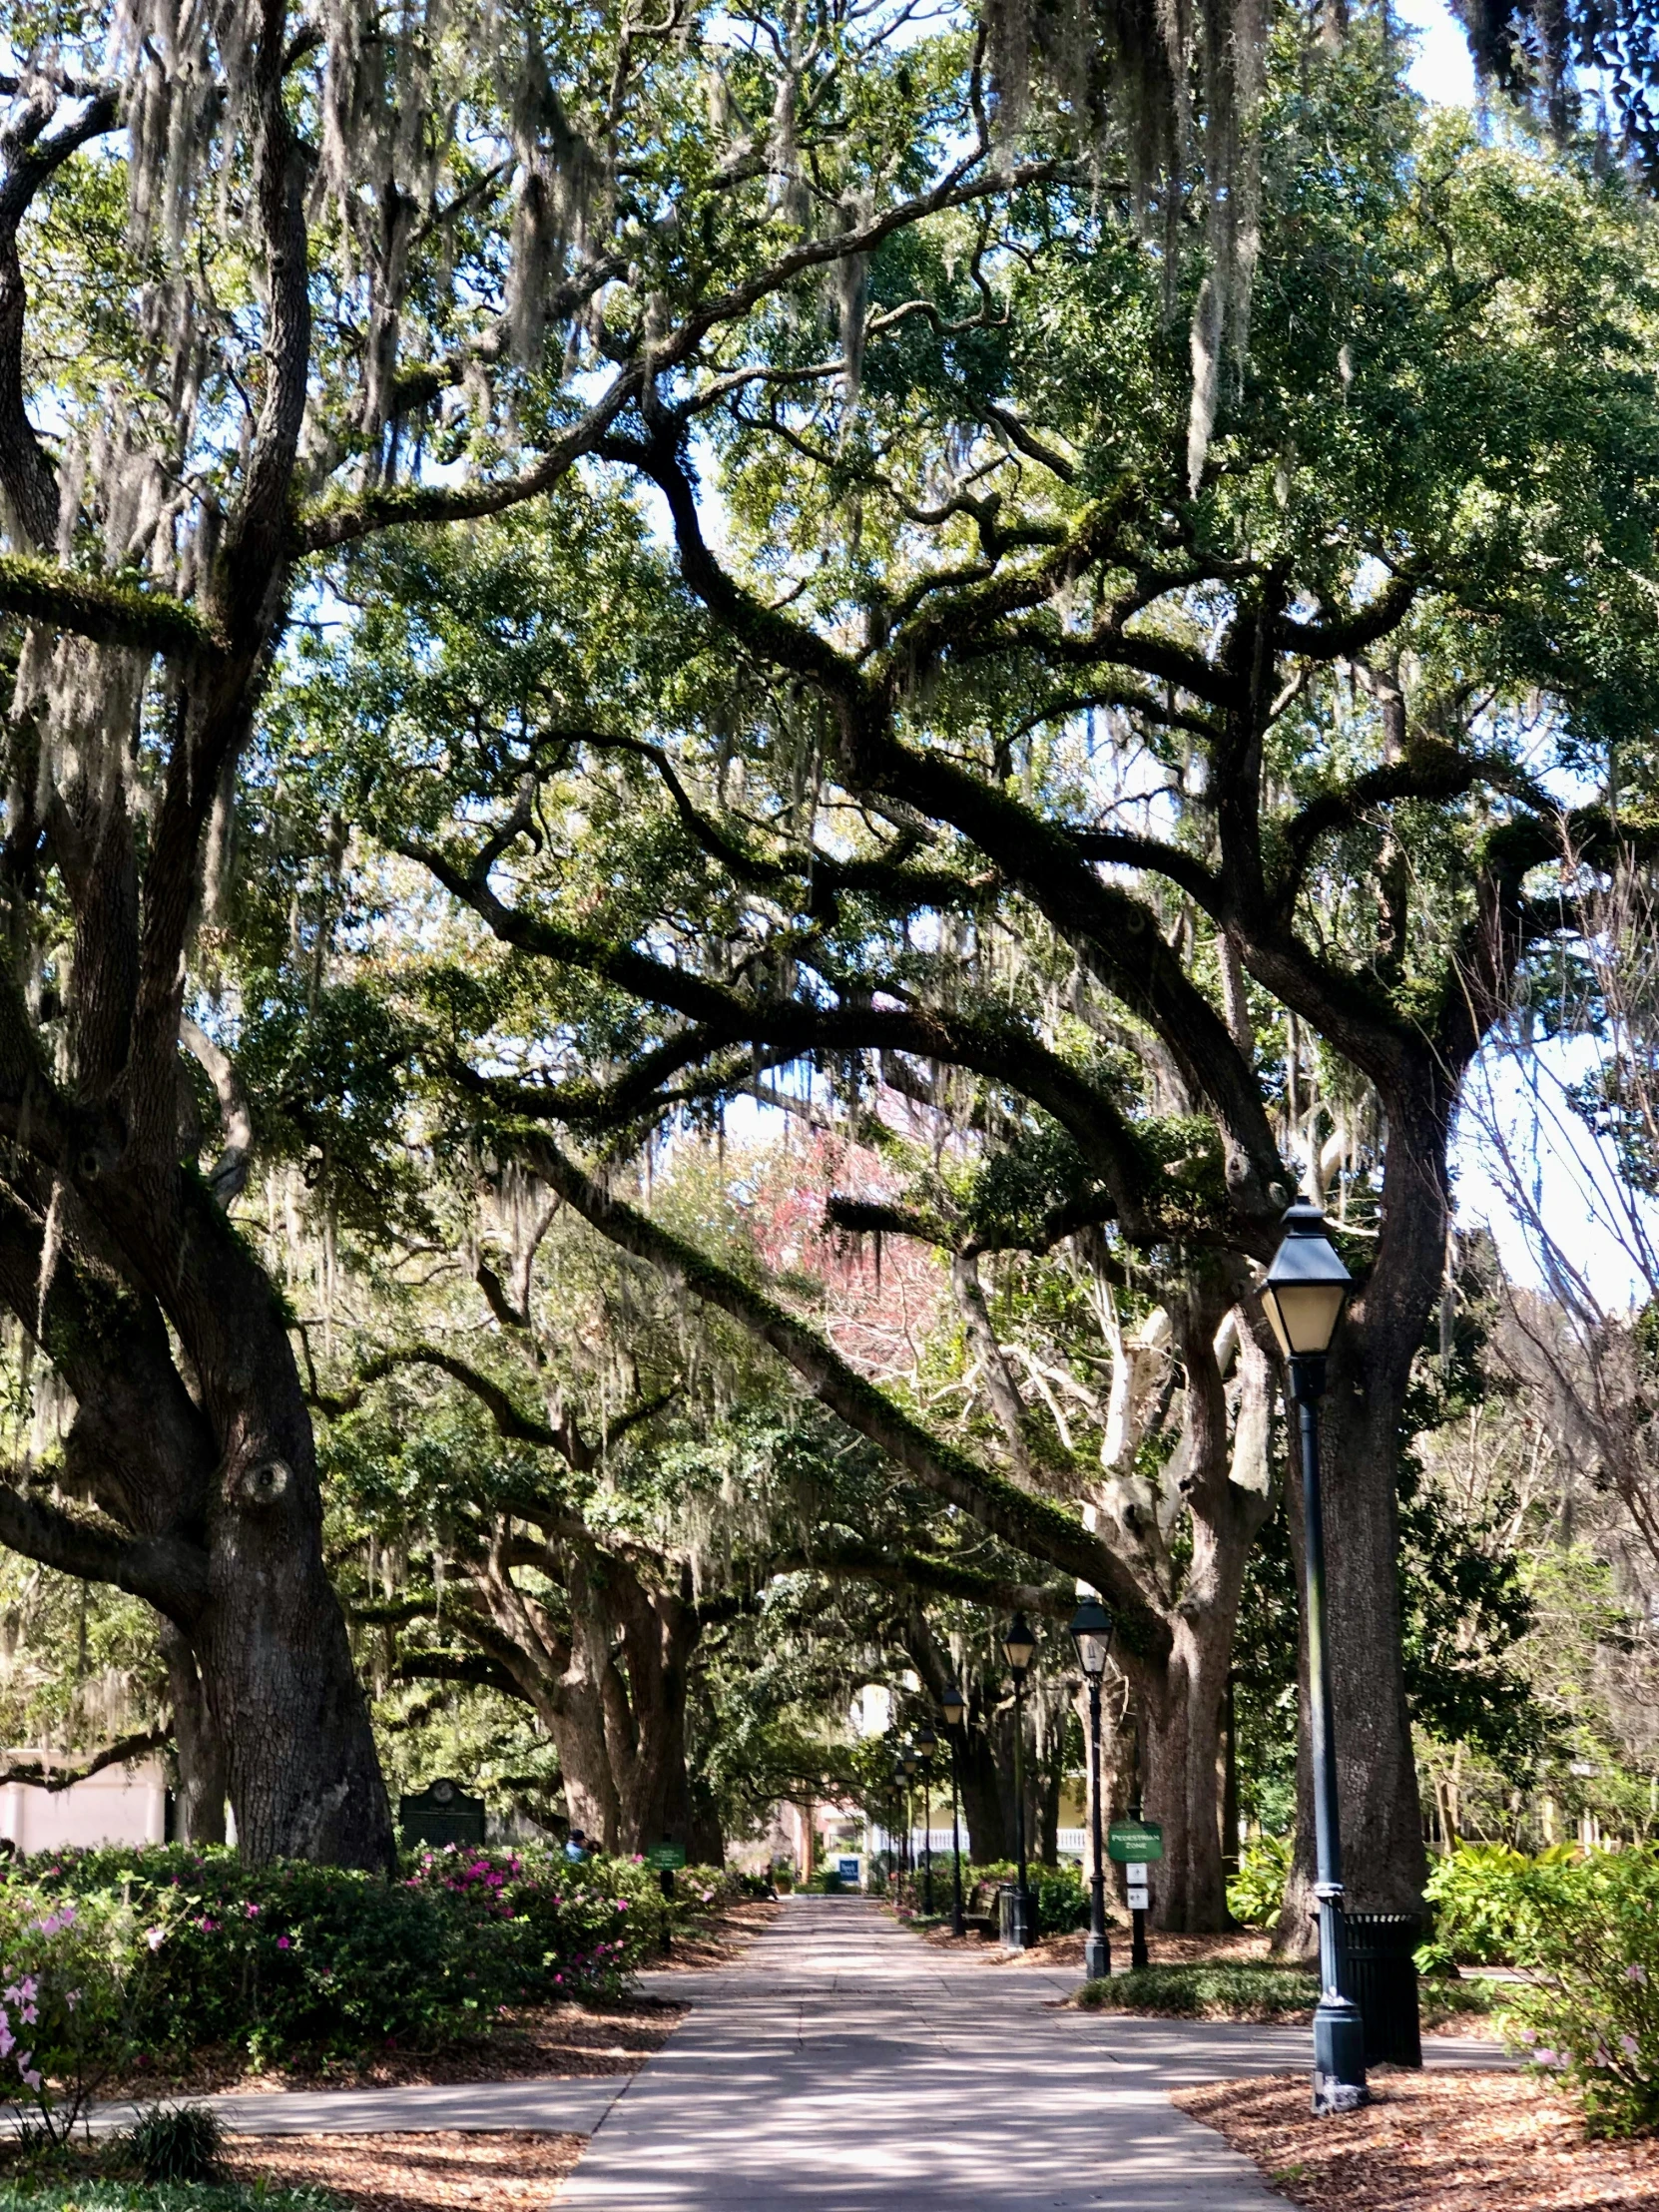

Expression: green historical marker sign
xmin=646 ymin=1842 xmax=688 ymax=1871
xmin=1107 ymin=1820 xmax=1164 ymax=1865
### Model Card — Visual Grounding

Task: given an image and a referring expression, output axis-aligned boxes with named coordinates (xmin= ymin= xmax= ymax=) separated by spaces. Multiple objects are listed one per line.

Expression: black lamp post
xmin=914 ymin=1723 xmax=938 ymax=1917
xmin=899 ymin=1742 xmax=920 ymax=1911
xmin=1262 ymin=1196 xmax=1368 ymax=2116
xmin=939 ymin=1681 xmax=967 ymax=1937
xmin=891 ymin=1753 xmax=908 ymax=1903
xmin=1070 ymin=1593 xmax=1114 ymax=1982
xmin=1002 ymin=1611 xmax=1036 ymax=1950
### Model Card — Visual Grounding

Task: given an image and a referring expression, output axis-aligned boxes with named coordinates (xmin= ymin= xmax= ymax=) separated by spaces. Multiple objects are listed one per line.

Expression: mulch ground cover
xmin=222 ymin=2129 xmax=585 ymax=2212
xmin=1175 ymin=2068 xmax=1659 ymax=2210
xmin=103 ymin=1996 xmax=684 ymax=2097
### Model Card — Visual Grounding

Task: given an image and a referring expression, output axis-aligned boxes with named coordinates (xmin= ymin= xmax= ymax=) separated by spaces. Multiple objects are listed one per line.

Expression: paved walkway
xmin=557 ymin=1895 xmax=1506 ymax=2209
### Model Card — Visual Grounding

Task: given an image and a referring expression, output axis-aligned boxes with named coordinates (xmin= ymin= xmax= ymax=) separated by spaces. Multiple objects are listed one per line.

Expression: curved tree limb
xmin=525 ymin=1138 xmax=1172 ymax=1663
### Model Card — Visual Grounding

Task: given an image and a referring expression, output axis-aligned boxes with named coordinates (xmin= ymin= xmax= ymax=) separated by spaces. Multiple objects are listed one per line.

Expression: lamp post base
xmin=998 ymin=1885 xmax=1032 ymax=1950
xmin=1311 ymin=1994 xmax=1369 ymax=2115
xmin=1084 ymin=1932 xmax=1111 ymax=1981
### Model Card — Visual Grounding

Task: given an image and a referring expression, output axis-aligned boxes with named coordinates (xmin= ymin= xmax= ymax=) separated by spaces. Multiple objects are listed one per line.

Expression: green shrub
xmin=1227 ymin=1835 xmax=1292 ymax=1930
xmin=124 ymin=2104 xmax=225 ymax=2185
xmin=1498 ymin=1848 xmax=1659 ymax=2137
xmin=966 ymin=1862 xmax=1087 ymax=1936
xmin=1419 ymin=1841 xmax=1578 ymax=1968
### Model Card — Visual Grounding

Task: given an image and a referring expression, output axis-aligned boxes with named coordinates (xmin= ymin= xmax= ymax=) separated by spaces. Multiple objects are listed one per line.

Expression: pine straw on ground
xmin=1174 ymin=2068 xmax=1659 ymax=2210
xmin=106 ymin=1995 xmax=683 ymax=2097
xmin=918 ymin=1923 xmax=1276 ymax=1969
xmin=222 ymin=2129 xmax=585 ymax=2212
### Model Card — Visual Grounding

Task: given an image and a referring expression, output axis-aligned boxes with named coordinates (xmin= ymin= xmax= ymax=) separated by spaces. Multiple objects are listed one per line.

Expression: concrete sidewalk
xmin=560 ymin=1892 xmax=1491 ymax=2209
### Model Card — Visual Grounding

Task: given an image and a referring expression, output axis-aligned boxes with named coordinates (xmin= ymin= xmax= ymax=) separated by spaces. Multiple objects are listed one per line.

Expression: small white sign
xmin=1126 ymin=1871 xmax=1150 ymax=1910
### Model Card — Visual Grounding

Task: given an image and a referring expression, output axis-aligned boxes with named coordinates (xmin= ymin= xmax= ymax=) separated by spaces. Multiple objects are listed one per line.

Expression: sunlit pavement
xmin=559 ymin=1892 xmax=1506 ymax=2208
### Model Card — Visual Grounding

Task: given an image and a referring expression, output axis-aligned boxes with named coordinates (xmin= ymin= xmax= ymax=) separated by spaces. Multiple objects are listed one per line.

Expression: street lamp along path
xmin=1262 ymin=1197 xmax=1370 ymax=2116
xmin=1001 ymin=1612 xmax=1037 ymax=1951
xmin=1069 ymin=1594 xmax=1114 ymax=1982
xmin=938 ymin=1682 xmax=967 ymax=1937
xmin=913 ymin=1722 xmax=938 ymax=1916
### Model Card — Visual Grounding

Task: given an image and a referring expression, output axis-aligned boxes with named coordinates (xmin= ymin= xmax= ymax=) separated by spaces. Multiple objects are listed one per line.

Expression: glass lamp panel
xmin=1074 ymin=1629 xmax=1111 ymax=1678
xmin=1264 ymin=1280 xmax=1349 ymax=1358
xmin=1002 ymin=1613 xmax=1037 ymax=1671
xmin=939 ymin=1685 xmax=966 ymax=1727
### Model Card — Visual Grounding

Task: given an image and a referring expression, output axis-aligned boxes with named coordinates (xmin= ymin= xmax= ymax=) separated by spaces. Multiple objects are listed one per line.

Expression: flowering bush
xmin=0 ymin=1883 xmax=159 ymax=2140
xmin=0 ymin=1842 xmax=728 ymax=2073
xmin=1497 ymin=1848 xmax=1659 ymax=2137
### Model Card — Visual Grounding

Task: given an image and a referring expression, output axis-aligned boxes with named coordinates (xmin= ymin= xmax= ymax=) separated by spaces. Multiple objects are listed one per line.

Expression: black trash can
xmin=1344 ymin=1912 xmax=1421 ymax=2068
xmin=997 ymin=1883 xmax=1032 ymax=1949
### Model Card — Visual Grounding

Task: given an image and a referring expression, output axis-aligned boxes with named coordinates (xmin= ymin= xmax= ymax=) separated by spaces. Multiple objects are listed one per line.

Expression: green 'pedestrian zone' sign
xmin=1107 ymin=1821 xmax=1164 ymax=1865
xmin=646 ymin=1843 xmax=688 ymax=1870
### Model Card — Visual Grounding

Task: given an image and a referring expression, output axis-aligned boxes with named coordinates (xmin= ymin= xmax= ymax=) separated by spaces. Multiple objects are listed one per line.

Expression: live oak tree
xmin=0 ymin=0 xmax=1047 ymax=1862
xmin=313 ymin=1133 xmax=1083 ymax=1859
xmin=306 ymin=32 xmax=1659 ymax=1920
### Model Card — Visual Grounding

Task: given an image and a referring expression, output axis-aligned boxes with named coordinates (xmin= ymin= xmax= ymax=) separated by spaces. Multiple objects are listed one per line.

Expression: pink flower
xmin=1629 ymin=1964 xmax=1649 ymax=1984
xmin=1623 ymin=2035 xmax=1641 ymax=2058
xmin=146 ymin=1927 xmax=166 ymax=1950
xmin=276 ymin=1936 xmax=291 ymax=1950
xmin=245 ymin=1904 xmax=261 ymax=1919
xmin=20 ymin=2068 xmax=39 ymax=2092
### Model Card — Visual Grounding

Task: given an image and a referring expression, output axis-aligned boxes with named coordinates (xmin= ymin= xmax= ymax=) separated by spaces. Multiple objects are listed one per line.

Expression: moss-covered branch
xmin=0 ymin=554 xmax=225 ymax=658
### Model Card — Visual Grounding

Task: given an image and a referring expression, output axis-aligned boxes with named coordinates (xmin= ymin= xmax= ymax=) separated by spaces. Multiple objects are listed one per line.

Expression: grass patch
xmin=0 ymin=2182 xmax=342 ymax=2211
xmin=1076 ymin=1962 xmax=1504 ymax=2026
xmin=1078 ymin=1964 xmax=1319 ymax=2018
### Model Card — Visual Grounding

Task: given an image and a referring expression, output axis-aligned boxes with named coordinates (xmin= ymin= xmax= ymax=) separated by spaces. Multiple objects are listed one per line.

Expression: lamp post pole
xmin=922 ymin=1760 xmax=933 ymax=1914
xmin=1262 ymin=1196 xmax=1369 ymax=2117
xmin=915 ymin=1724 xmax=937 ymax=1918
xmin=1012 ymin=1673 xmax=1029 ymax=1946
xmin=940 ymin=1684 xmax=967 ymax=1938
xmin=1290 ymin=1351 xmax=1368 ymax=2113
xmin=1002 ymin=1612 xmax=1036 ymax=1952
xmin=1070 ymin=1595 xmax=1114 ymax=1983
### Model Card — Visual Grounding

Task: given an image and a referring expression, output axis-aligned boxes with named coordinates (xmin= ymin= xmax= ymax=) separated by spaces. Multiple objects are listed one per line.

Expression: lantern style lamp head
xmin=1261 ymin=1198 xmax=1352 ymax=1395
xmin=913 ymin=1722 xmax=938 ymax=1759
xmin=939 ymin=1681 xmax=966 ymax=1729
xmin=1002 ymin=1610 xmax=1037 ymax=1679
xmin=899 ymin=1742 xmax=919 ymax=1778
xmin=1068 ymin=1594 xmax=1114 ymax=1683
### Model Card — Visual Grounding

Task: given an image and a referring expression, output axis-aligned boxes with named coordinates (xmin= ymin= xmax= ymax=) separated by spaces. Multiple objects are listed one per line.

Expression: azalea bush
xmin=0 ymin=1844 xmax=726 ymax=2072
xmin=0 ymin=1882 xmax=158 ymax=2140
xmin=1500 ymin=1848 xmax=1659 ymax=2137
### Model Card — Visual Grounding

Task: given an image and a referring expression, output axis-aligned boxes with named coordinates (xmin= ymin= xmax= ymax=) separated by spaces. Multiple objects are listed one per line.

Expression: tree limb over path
xmin=524 ymin=1137 xmax=1172 ymax=1664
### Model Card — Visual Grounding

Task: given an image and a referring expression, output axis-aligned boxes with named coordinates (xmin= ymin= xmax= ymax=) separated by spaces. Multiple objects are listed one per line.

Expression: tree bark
xmin=161 ymin=1622 xmax=227 ymax=1846
xmin=1275 ymin=1090 xmax=1442 ymax=1942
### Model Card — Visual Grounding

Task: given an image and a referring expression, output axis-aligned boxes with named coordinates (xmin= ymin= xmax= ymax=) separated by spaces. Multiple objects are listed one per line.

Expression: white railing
xmin=863 ymin=1827 xmax=1088 ymax=1859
